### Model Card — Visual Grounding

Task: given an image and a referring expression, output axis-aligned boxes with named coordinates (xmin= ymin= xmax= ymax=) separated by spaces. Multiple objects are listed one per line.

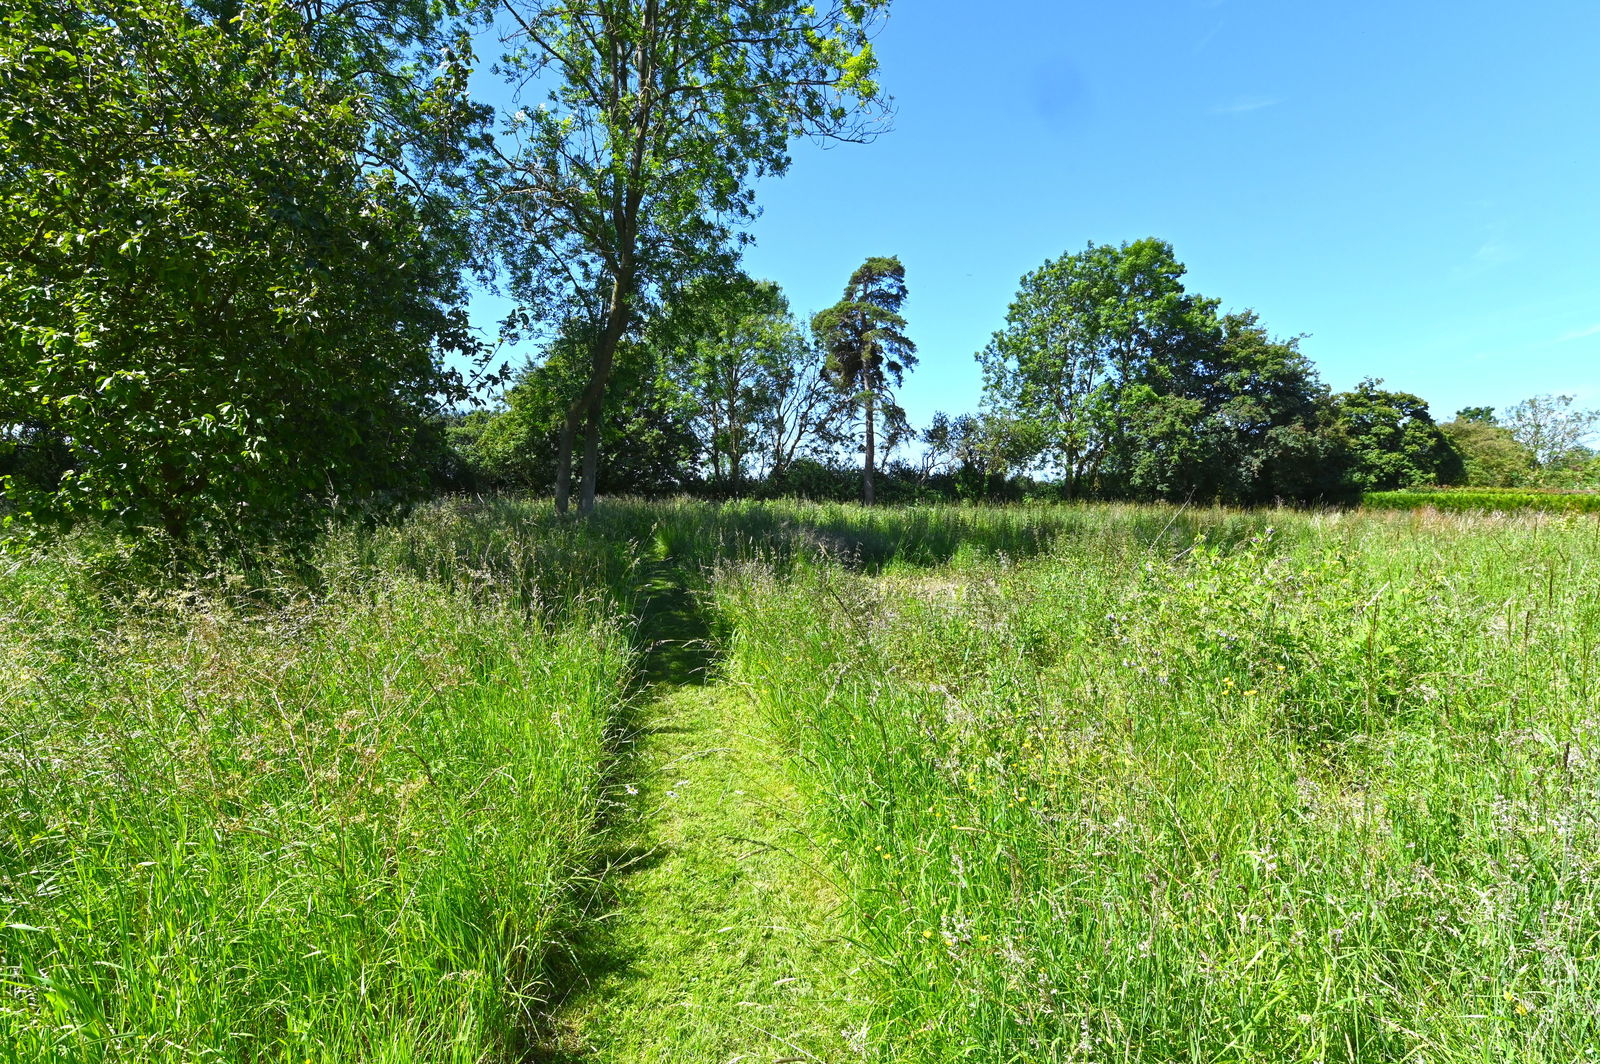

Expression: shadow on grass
xmin=518 ymin=563 xmax=718 ymax=1061
xmin=632 ymin=567 xmax=717 ymax=689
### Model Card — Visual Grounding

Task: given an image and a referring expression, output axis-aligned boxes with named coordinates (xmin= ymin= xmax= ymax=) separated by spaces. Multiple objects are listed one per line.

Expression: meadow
xmin=4 ymin=499 xmax=1599 ymax=1062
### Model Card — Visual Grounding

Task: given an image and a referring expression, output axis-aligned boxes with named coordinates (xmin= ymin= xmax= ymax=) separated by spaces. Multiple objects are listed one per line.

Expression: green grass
xmin=9 ymin=499 xmax=1600 ymax=1062
xmin=720 ymin=509 xmax=1600 ymax=1061
xmin=537 ymin=683 xmax=864 ymax=1062
xmin=1 ymin=562 xmax=630 ymax=1062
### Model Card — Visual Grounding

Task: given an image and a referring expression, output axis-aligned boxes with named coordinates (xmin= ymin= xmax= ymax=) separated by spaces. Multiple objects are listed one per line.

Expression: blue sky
xmin=470 ymin=0 xmax=1600 ymax=430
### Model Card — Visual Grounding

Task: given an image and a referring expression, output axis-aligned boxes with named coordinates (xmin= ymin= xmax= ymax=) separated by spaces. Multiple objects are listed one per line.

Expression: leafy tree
xmin=760 ymin=340 xmax=853 ymax=483
xmin=1331 ymin=380 xmax=1463 ymax=493
xmin=813 ymin=256 xmax=918 ymax=505
xmin=655 ymin=276 xmax=816 ymax=493
xmin=482 ymin=0 xmax=891 ymax=515
xmin=1503 ymin=394 xmax=1600 ymax=471
xmin=1440 ymin=418 xmax=1534 ymax=487
xmin=1455 ymin=406 xmax=1498 ymax=424
xmin=978 ymin=238 xmax=1217 ymax=497
xmin=471 ymin=327 xmax=696 ymax=496
xmin=0 ymin=0 xmax=481 ymax=549
xmin=921 ymin=412 xmax=1032 ymax=499
xmin=1121 ymin=312 xmax=1339 ymax=504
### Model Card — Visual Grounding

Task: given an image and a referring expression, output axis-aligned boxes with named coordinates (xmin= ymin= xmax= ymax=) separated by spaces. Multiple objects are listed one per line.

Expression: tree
xmin=1440 ymin=418 xmax=1534 ymax=487
xmin=977 ymin=238 xmax=1218 ymax=498
xmin=482 ymin=0 xmax=891 ymax=516
xmin=1126 ymin=311 xmax=1338 ymax=504
xmin=813 ymin=256 xmax=918 ymax=505
xmin=1503 ymin=394 xmax=1600 ymax=471
xmin=1331 ymin=380 xmax=1463 ymax=493
xmin=761 ymin=341 xmax=853 ymax=482
xmin=656 ymin=276 xmax=811 ymax=493
xmin=0 ymin=0 xmax=481 ymax=549
xmin=921 ymin=412 xmax=1026 ymax=498
xmin=470 ymin=325 xmax=697 ymax=495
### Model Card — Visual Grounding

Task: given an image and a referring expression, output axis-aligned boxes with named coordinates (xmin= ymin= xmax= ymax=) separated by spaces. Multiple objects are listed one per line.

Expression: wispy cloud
xmin=1470 ymin=240 xmax=1516 ymax=266
xmin=1557 ymin=323 xmax=1600 ymax=343
xmin=1450 ymin=239 xmax=1519 ymax=280
xmin=1211 ymin=96 xmax=1280 ymax=115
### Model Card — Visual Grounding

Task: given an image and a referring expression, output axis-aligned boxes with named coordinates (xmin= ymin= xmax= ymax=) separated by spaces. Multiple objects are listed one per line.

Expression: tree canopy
xmin=978 ymin=239 xmax=1218 ymax=497
xmin=6 ymin=0 xmax=1589 ymax=562
xmin=0 ymin=0 xmax=480 ymax=550
xmin=482 ymin=0 xmax=892 ymax=514
xmin=814 ymin=256 xmax=917 ymax=505
xmin=1330 ymin=380 xmax=1463 ymax=493
xmin=978 ymin=239 xmax=1349 ymax=504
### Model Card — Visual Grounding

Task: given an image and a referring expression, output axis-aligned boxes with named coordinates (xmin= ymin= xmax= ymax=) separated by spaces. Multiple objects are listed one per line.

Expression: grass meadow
xmin=4 ymin=499 xmax=1599 ymax=1061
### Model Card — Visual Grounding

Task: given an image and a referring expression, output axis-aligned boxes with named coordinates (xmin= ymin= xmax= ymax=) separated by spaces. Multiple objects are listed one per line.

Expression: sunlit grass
xmin=0 ymin=561 xmax=630 ymax=1062
xmin=7 ymin=499 xmax=1598 ymax=1062
xmin=720 ymin=509 xmax=1600 ymax=1062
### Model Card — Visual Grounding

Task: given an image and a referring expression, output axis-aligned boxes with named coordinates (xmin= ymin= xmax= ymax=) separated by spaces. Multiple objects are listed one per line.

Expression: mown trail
xmin=534 ymin=575 xmax=865 ymax=1063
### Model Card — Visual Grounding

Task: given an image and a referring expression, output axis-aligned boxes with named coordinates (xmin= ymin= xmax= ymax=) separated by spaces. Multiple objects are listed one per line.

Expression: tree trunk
xmin=863 ymin=390 xmax=876 ymax=506
xmin=579 ymin=402 xmax=601 ymax=516
xmin=555 ymin=272 xmax=632 ymax=517
xmin=554 ymin=412 xmax=577 ymax=514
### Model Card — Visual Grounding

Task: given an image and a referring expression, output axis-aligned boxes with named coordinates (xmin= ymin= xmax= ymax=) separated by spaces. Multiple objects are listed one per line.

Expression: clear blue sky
xmin=470 ymin=0 xmax=1600 ymax=430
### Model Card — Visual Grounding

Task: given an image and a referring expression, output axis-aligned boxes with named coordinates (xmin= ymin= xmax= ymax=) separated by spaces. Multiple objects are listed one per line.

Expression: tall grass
xmin=335 ymin=495 xmax=1290 ymax=597
xmin=721 ymin=510 xmax=1600 ymax=1062
xmin=13 ymin=497 xmax=1588 ymax=1062
xmin=0 ymin=556 xmax=630 ymax=1062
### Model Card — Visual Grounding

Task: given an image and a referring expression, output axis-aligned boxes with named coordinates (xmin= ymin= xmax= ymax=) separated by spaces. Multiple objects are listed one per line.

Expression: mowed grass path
xmin=538 ymin=677 xmax=865 ymax=1063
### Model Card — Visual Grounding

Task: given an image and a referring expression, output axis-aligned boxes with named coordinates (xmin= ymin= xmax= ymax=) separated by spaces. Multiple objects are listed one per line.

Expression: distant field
xmin=5 ymin=500 xmax=1599 ymax=1062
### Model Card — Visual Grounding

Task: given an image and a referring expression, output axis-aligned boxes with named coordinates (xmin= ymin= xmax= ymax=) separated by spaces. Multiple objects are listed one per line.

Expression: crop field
xmin=4 ymin=500 xmax=1600 ymax=1063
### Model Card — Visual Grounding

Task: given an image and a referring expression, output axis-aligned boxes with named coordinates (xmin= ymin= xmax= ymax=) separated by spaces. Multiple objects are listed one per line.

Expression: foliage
xmin=0 ymin=0 xmax=481 ymax=551
xmin=1365 ymin=487 xmax=1600 ymax=514
xmin=814 ymin=256 xmax=918 ymax=504
xmin=978 ymin=242 xmax=1346 ymax=504
xmin=466 ymin=331 xmax=698 ymax=497
xmin=1528 ymin=452 xmax=1600 ymax=491
xmin=1440 ymin=417 xmax=1535 ymax=487
xmin=1502 ymin=394 xmax=1600 ymax=470
xmin=655 ymin=275 xmax=845 ymax=490
xmin=977 ymin=238 xmax=1217 ymax=496
xmin=482 ymin=0 xmax=892 ymax=514
xmin=920 ymin=412 xmax=1030 ymax=498
xmin=1163 ymin=312 xmax=1342 ymax=503
xmin=1329 ymin=379 xmax=1463 ymax=492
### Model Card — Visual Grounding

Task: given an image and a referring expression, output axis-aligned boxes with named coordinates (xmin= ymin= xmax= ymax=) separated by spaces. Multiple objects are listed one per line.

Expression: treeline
xmin=3 ymin=1 xmax=1595 ymax=558
xmin=439 ymin=238 xmax=1600 ymax=507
